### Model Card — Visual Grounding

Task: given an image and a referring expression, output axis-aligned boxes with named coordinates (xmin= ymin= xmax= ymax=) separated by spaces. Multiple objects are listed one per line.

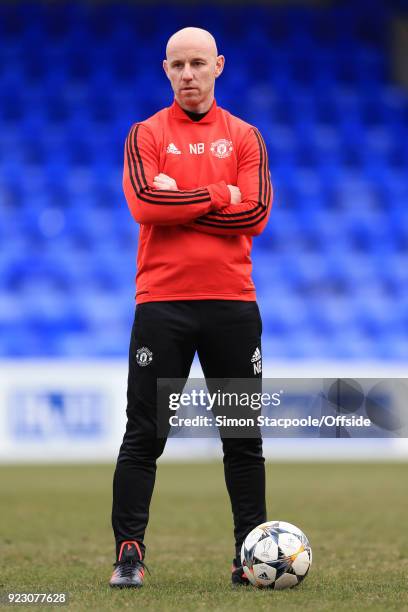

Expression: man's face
xmin=163 ymin=45 xmax=224 ymax=112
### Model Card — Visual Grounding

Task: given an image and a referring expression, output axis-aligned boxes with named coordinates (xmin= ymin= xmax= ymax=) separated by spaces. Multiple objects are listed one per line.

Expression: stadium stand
xmin=0 ymin=1 xmax=407 ymax=359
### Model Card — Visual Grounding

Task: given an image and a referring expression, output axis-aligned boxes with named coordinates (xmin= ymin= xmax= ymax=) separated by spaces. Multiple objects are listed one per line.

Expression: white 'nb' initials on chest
xmin=189 ymin=143 xmax=205 ymax=154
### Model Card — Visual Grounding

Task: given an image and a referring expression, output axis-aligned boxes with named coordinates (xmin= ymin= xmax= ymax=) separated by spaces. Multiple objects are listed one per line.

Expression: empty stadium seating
xmin=0 ymin=1 xmax=407 ymax=359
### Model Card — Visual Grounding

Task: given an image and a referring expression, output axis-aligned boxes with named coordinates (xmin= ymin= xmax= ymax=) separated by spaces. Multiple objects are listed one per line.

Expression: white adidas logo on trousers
xmin=251 ymin=347 xmax=262 ymax=374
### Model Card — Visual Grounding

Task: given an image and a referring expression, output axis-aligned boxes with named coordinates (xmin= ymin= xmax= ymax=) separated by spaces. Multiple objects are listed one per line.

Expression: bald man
xmin=110 ymin=27 xmax=273 ymax=588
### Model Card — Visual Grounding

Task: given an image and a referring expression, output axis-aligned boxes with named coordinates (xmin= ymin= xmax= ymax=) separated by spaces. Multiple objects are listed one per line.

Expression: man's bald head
xmin=163 ymin=27 xmax=224 ymax=113
xmin=166 ymin=27 xmax=218 ymax=59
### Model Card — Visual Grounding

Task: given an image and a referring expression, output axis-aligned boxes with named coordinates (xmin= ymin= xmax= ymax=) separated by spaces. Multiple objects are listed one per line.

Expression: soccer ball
xmin=241 ymin=520 xmax=312 ymax=589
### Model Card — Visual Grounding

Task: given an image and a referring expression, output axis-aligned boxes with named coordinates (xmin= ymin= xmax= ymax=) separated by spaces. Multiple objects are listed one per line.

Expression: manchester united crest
xmin=210 ymin=139 xmax=233 ymax=159
xmin=136 ymin=347 xmax=153 ymax=367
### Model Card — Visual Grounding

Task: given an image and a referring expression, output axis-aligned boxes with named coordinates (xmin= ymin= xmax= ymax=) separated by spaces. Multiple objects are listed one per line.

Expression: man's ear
xmin=215 ymin=55 xmax=225 ymax=79
xmin=163 ymin=59 xmax=170 ymax=79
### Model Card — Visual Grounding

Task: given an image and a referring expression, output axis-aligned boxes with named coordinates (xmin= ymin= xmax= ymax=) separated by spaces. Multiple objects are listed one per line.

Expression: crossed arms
xmin=123 ymin=123 xmax=273 ymax=236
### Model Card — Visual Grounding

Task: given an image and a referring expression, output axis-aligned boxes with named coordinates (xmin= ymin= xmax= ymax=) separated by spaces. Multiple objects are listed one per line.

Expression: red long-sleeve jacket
xmin=123 ymin=99 xmax=273 ymax=303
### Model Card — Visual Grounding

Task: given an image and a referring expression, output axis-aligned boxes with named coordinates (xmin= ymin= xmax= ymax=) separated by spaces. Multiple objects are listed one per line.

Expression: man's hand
xmin=227 ymin=185 xmax=242 ymax=205
xmin=153 ymin=173 xmax=178 ymax=191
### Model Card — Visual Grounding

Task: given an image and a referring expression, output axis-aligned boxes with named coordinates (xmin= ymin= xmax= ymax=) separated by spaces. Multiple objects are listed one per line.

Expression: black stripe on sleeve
xmin=254 ymin=127 xmax=272 ymax=211
xmin=126 ymin=126 xmax=143 ymax=193
xmin=128 ymin=124 xmax=210 ymax=206
xmin=133 ymin=124 xmax=148 ymax=188
xmin=195 ymin=208 xmax=268 ymax=229
xmin=203 ymin=203 xmax=263 ymax=220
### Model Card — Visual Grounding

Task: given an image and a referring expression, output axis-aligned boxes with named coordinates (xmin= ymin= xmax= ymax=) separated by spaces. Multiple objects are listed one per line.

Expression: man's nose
xmin=181 ymin=64 xmax=193 ymax=80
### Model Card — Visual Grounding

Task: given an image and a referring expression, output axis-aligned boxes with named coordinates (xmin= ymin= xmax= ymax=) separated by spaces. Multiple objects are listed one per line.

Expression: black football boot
xmin=109 ymin=541 xmax=146 ymax=588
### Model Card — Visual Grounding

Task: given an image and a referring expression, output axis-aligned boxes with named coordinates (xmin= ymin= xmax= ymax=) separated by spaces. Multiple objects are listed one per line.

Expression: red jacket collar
xmin=170 ymin=99 xmax=218 ymax=124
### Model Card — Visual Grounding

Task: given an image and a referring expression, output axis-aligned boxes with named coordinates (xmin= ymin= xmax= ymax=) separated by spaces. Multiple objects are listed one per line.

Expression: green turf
xmin=1 ymin=462 xmax=407 ymax=611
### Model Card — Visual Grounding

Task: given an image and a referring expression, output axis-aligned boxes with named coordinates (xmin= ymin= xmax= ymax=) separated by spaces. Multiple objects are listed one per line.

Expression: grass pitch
xmin=1 ymin=461 xmax=407 ymax=611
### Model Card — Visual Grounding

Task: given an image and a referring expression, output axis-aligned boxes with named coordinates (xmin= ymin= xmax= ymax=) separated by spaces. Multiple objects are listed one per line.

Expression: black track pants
xmin=111 ymin=300 xmax=267 ymax=561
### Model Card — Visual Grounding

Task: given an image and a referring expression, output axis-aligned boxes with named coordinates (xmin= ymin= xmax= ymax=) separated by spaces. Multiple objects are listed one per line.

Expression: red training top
xmin=123 ymin=99 xmax=273 ymax=304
